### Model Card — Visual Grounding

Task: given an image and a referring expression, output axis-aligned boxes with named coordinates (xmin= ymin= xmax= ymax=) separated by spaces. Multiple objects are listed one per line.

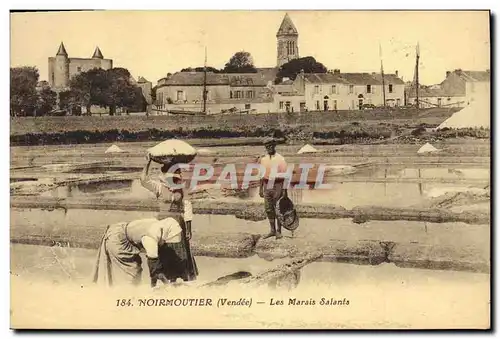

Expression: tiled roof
xmin=303 ymin=73 xmax=350 ymax=84
xmin=303 ymin=72 xmax=404 ymax=86
xmin=256 ymin=67 xmax=279 ymax=82
xmin=227 ymin=73 xmax=271 ymax=87
xmin=372 ymin=73 xmax=405 ymax=85
xmin=457 ymin=70 xmax=490 ymax=82
xmin=407 ymin=86 xmax=450 ymax=98
xmin=137 ymin=76 xmax=150 ymax=83
xmin=277 ymin=13 xmax=298 ymax=36
xmin=160 ymin=69 xmax=276 ymax=87
xmin=273 ymin=83 xmax=296 ymax=93
xmin=161 ymin=72 xmax=228 ymax=86
xmin=340 ymin=73 xmax=383 ymax=85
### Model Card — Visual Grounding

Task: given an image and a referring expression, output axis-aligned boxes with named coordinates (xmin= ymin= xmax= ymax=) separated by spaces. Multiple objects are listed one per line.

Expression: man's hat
xmin=263 ymin=137 xmax=278 ymax=145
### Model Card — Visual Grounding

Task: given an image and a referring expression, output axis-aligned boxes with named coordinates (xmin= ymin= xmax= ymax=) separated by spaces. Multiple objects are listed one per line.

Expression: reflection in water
xmin=39 ymin=166 xmax=489 ymax=209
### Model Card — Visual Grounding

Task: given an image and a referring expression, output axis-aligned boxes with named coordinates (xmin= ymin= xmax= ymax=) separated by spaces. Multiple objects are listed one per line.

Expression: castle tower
xmin=276 ymin=13 xmax=299 ymax=67
xmin=53 ymin=42 xmax=70 ymax=89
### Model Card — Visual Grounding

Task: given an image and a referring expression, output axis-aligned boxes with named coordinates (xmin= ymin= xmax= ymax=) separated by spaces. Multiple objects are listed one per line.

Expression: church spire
xmin=276 ymin=13 xmax=298 ymax=37
xmin=56 ymin=42 xmax=68 ymax=56
xmin=92 ymin=46 xmax=104 ymax=59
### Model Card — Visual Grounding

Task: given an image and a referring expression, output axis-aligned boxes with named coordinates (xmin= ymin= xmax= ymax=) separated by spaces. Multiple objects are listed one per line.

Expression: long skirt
xmin=157 ymin=215 xmax=199 ymax=282
xmin=92 ymin=222 xmax=143 ymax=287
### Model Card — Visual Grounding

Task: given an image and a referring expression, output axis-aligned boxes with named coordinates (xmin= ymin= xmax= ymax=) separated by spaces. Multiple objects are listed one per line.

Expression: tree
xmin=69 ymin=71 xmax=94 ymax=114
xmin=68 ymin=67 xmax=144 ymax=115
xmin=58 ymin=90 xmax=78 ymax=115
xmin=10 ymin=66 xmax=39 ymax=116
xmin=275 ymin=56 xmax=328 ymax=83
xmin=181 ymin=66 xmax=221 ymax=73
xmin=223 ymin=51 xmax=258 ymax=73
xmin=36 ymin=87 xmax=57 ymax=116
xmin=151 ymin=85 xmax=157 ymax=103
xmin=104 ymin=67 xmax=142 ymax=115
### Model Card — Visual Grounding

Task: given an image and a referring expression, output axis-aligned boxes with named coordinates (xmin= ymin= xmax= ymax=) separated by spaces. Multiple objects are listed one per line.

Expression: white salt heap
xmin=297 ymin=144 xmax=319 ymax=154
xmin=437 ymin=100 xmax=490 ymax=130
xmin=417 ymin=143 xmax=439 ymax=154
xmin=105 ymin=144 xmax=125 ymax=153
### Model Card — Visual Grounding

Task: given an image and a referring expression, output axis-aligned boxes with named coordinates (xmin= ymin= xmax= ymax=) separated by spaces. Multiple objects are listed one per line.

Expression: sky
xmin=10 ymin=10 xmax=490 ymax=86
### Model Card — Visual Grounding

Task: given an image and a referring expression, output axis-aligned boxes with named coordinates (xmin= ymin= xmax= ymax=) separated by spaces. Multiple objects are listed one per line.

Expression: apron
xmin=157 ymin=201 xmax=199 ymax=282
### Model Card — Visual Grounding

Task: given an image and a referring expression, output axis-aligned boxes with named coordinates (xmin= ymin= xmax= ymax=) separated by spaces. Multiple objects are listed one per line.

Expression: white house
xmin=292 ymin=70 xmax=405 ymax=111
xmin=408 ymin=69 xmax=490 ymax=108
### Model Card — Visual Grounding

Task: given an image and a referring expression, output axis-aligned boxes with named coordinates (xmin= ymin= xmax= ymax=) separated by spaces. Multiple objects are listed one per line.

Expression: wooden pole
xmin=416 ymin=42 xmax=420 ymax=109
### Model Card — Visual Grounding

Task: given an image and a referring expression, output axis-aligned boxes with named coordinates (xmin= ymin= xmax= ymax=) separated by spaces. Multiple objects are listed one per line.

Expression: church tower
xmin=276 ymin=13 xmax=299 ymax=67
xmin=53 ymin=42 xmax=70 ymax=89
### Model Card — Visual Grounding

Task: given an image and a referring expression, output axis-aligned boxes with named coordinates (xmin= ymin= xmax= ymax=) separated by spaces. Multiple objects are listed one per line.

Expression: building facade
xmin=288 ymin=70 xmax=405 ymax=111
xmin=48 ymin=42 xmax=113 ymax=90
xmin=155 ymin=71 xmax=276 ymax=114
xmin=408 ymin=69 xmax=490 ymax=108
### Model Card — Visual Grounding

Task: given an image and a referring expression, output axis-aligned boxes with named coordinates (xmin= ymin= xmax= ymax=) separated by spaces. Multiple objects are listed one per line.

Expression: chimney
xmin=446 ymin=71 xmax=451 ymax=78
xmin=334 ymin=69 xmax=340 ymax=74
xmin=395 ymin=70 xmax=398 ymax=77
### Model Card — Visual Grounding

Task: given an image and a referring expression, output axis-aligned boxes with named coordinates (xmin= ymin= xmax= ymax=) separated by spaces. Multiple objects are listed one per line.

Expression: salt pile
xmin=297 ymin=144 xmax=319 ymax=154
xmin=417 ymin=143 xmax=439 ymax=154
xmin=105 ymin=144 xmax=125 ymax=153
xmin=437 ymin=101 xmax=490 ymax=129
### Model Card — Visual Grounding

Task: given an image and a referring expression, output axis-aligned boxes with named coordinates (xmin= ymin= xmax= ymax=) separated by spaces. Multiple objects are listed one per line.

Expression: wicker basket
xmin=149 ymin=153 xmax=197 ymax=166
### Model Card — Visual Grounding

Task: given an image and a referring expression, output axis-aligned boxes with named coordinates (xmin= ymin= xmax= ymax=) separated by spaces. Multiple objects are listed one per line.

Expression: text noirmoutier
xmin=123 ymin=297 xmax=350 ymax=308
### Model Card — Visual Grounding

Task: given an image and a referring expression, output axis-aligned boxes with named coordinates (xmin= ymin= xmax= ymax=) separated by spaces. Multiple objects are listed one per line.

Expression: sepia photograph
xmin=9 ymin=9 xmax=491 ymax=330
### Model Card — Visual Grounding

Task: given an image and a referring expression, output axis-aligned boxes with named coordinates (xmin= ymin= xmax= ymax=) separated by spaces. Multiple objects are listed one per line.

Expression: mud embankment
xmin=10 ymin=224 xmax=489 ymax=274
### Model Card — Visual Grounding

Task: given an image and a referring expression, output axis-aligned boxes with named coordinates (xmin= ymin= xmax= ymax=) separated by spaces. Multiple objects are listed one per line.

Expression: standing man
xmin=259 ymin=137 xmax=288 ymax=239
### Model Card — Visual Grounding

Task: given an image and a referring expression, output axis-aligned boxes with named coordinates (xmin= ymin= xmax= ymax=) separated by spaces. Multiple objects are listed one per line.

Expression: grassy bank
xmin=10 ymin=107 xmax=475 ymax=146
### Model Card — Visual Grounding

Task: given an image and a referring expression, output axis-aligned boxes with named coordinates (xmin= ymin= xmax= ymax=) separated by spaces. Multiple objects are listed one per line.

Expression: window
xmin=349 ymin=85 xmax=354 ymax=94
xmin=176 ymin=91 xmax=184 ymax=101
xmin=314 ymin=85 xmax=319 ymax=94
xmin=230 ymin=91 xmax=233 ymax=99
xmin=77 ymin=66 xmax=82 ymax=72
xmin=247 ymin=90 xmax=254 ymax=99
xmin=396 ymin=99 xmax=401 ymax=106
xmin=279 ymin=101 xmax=284 ymax=109
xmin=437 ymin=98 xmax=442 ymax=107
xmin=330 ymin=85 xmax=336 ymax=94
xmin=388 ymin=84 xmax=393 ymax=93
xmin=316 ymin=101 xmax=320 ymax=110
xmin=51 ymin=72 xmax=55 ymax=84
xmin=245 ymin=104 xmax=251 ymax=109
xmin=367 ymin=85 xmax=371 ymax=93
xmin=333 ymin=100 xmax=337 ymax=110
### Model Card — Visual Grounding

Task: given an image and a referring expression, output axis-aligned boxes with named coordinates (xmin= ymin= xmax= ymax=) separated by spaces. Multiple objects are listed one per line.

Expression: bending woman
xmin=92 ymin=217 xmax=183 ymax=287
xmin=140 ymin=155 xmax=199 ymax=283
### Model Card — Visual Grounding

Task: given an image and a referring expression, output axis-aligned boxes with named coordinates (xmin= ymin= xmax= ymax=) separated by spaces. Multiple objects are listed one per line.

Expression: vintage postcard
xmin=9 ymin=10 xmax=491 ymax=329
